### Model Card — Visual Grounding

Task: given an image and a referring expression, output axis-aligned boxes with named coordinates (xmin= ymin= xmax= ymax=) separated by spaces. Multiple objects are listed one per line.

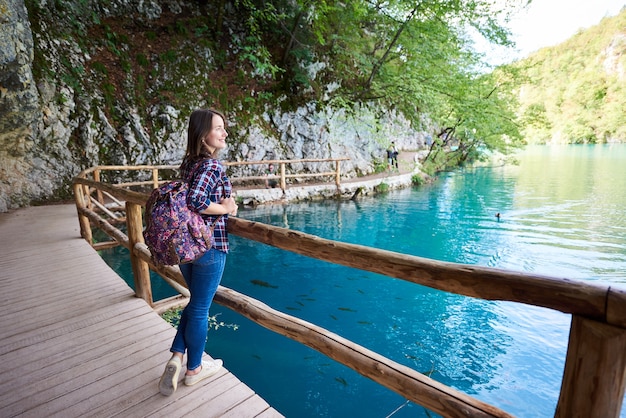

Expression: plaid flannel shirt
xmin=181 ymin=158 xmax=232 ymax=253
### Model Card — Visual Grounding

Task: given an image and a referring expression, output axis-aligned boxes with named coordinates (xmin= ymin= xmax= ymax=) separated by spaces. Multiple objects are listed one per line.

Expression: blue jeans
xmin=171 ymin=248 xmax=226 ymax=370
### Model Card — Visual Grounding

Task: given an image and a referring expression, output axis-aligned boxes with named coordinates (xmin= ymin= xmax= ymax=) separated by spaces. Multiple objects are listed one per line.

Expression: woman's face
xmin=203 ymin=114 xmax=228 ymax=154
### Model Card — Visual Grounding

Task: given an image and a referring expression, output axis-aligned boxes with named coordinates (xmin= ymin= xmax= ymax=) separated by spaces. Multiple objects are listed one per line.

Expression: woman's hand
xmin=200 ymin=196 xmax=238 ymax=216
xmin=220 ymin=196 xmax=238 ymax=216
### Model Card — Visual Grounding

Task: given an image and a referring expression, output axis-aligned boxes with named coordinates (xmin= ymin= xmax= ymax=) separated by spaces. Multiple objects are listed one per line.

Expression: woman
xmin=159 ymin=109 xmax=238 ymax=396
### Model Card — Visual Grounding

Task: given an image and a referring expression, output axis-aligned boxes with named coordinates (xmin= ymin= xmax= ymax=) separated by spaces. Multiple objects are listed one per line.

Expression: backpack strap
xmin=184 ymin=158 xmax=225 ymax=231
xmin=183 ymin=158 xmax=207 ymax=183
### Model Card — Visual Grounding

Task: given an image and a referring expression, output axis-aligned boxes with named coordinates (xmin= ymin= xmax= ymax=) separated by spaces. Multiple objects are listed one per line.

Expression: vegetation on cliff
xmin=24 ymin=0 xmax=526 ymax=173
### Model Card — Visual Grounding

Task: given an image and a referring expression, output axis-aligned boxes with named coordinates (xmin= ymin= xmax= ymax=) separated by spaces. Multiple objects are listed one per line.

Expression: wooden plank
xmin=0 ymin=311 xmax=159 ymax=399
xmin=218 ymin=392 xmax=277 ymax=418
xmin=84 ymin=355 xmax=189 ymax=418
xmin=23 ymin=333 xmax=173 ymax=417
xmin=185 ymin=381 xmax=257 ymax=417
xmin=0 ymin=284 xmax=136 ymax=326
xmin=0 ymin=296 xmax=145 ymax=354
xmin=1 ymin=329 xmax=171 ymax=416
xmin=256 ymin=407 xmax=286 ymax=418
xmin=0 ymin=303 xmax=153 ymax=371
xmin=0 ymin=304 xmax=167 ymax=400
xmin=154 ymin=372 xmax=244 ymax=417
xmin=118 ymin=368 xmax=240 ymax=417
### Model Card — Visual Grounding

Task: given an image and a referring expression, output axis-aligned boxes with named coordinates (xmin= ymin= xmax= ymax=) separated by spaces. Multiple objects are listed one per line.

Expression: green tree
xmin=512 ymin=8 xmax=626 ymax=144
xmin=298 ymin=0 xmax=526 ymax=168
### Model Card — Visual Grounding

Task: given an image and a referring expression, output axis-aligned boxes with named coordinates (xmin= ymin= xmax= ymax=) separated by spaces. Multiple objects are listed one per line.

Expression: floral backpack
xmin=143 ymin=161 xmax=217 ymax=266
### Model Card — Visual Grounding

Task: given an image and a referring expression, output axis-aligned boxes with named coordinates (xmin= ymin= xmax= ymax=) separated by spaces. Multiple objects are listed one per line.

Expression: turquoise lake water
xmin=101 ymin=144 xmax=626 ymax=417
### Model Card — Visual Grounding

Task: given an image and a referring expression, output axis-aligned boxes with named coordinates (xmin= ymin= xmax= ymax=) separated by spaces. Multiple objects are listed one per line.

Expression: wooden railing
xmin=72 ymin=164 xmax=626 ymax=418
xmin=81 ymin=157 xmax=350 ymax=199
xmin=226 ymin=158 xmax=350 ymax=191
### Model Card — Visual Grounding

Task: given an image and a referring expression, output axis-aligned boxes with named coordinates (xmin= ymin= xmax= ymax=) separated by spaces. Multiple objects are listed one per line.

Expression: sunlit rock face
xmin=0 ymin=0 xmax=40 ymax=212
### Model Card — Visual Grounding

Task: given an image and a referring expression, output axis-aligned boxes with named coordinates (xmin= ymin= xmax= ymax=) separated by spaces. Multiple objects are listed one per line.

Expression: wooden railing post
xmin=125 ymin=201 xmax=153 ymax=306
xmin=555 ymin=315 xmax=626 ymax=417
xmin=73 ymin=183 xmax=93 ymax=244
xmin=151 ymin=168 xmax=159 ymax=189
xmin=93 ymin=169 xmax=103 ymax=205
xmin=279 ymin=162 xmax=286 ymax=191
xmin=334 ymin=160 xmax=341 ymax=189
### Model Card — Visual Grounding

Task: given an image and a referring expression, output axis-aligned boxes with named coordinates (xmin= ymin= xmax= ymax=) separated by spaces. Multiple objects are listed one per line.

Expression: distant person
xmin=265 ymin=163 xmax=278 ymax=188
xmin=387 ymin=142 xmax=399 ymax=171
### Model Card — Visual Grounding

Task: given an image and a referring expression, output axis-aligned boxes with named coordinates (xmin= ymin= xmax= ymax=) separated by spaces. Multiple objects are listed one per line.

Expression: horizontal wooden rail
xmin=77 ymin=159 xmax=350 ymax=174
xmin=74 ymin=177 xmax=146 ymax=205
xmin=77 ymin=158 xmax=350 ymax=202
xmin=213 ymin=286 xmax=513 ymax=418
xmin=226 ymin=218 xmax=625 ymax=329
xmin=230 ymin=172 xmax=336 ymax=182
xmin=225 ymin=157 xmax=350 ymax=166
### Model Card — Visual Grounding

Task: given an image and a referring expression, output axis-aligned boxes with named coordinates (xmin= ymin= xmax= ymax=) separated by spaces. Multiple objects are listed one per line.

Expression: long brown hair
xmin=183 ymin=108 xmax=227 ymax=163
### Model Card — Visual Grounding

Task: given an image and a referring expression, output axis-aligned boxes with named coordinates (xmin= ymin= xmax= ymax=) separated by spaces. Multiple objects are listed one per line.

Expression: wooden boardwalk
xmin=0 ymin=204 xmax=283 ymax=418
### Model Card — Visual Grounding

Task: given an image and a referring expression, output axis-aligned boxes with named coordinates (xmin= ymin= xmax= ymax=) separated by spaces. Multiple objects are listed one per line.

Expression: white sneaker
xmin=158 ymin=356 xmax=182 ymax=396
xmin=184 ymin=359 xmax=223 ymax=386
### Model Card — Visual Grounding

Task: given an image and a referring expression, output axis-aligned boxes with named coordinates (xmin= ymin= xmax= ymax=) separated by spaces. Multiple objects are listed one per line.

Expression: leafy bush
xmin=411 ymin=174 xmax=424 ymax=186
xmin=161 ymin=307 xmax=239 ymax=331
xmin=374 ymin=182 xmax=389 ymax=193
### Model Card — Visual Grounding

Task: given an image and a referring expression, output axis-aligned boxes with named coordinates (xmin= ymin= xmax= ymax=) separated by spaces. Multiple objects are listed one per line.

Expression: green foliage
xmin=174 ymin=20 xmax=188 ymax=36
xmin=160 ymin=50 xmax=177 ymax=63
xmin=510 ymin=9 xmax=626 ymax=143
xmin=239 ymin=40 xmax=284 ymax=79
xmin=374 ymin=182 xmax=389 ymax=193
xmin=194 ymin=25 xmax=209 ymax=37
xmin=160 ymin=307 xmax=182 ymax=326
xmin=373 ymin=158 xmax=387 ymax=174
xmin=411 ymin=173 xmax=425 ymax=186
xmin=102 ymin=82 xmax=116 ymax=107
xmin=304 ymin=0 xmax=525 ymax=168
xmin=103 ymin=25 xmax=124 ymax=57
xmin=57 ymin=91 xmax=69 ymax=105
xmin=91 ymin=61 xmax=108 ymax=75
xmin=120 ymin=59 xmax=131 ymax=73
xmin=161 ymin=307 xmax=239 ymax=331
xmin=231 ymin=0 xmax=287 ymax=79
xmin=59 ymin=57 xmax=85 ymax=92
xmin=136 ymin=53 xmax=149 ymax=67
xmin=420 ymin=155 xmax=440 ymax=177
xmin=26 ymin=0 xmax=533 ymax=170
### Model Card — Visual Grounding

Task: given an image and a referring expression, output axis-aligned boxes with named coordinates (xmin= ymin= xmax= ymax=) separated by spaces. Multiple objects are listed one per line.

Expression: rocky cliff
xmin=0 ymin=0 xmax=428 ymax=212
